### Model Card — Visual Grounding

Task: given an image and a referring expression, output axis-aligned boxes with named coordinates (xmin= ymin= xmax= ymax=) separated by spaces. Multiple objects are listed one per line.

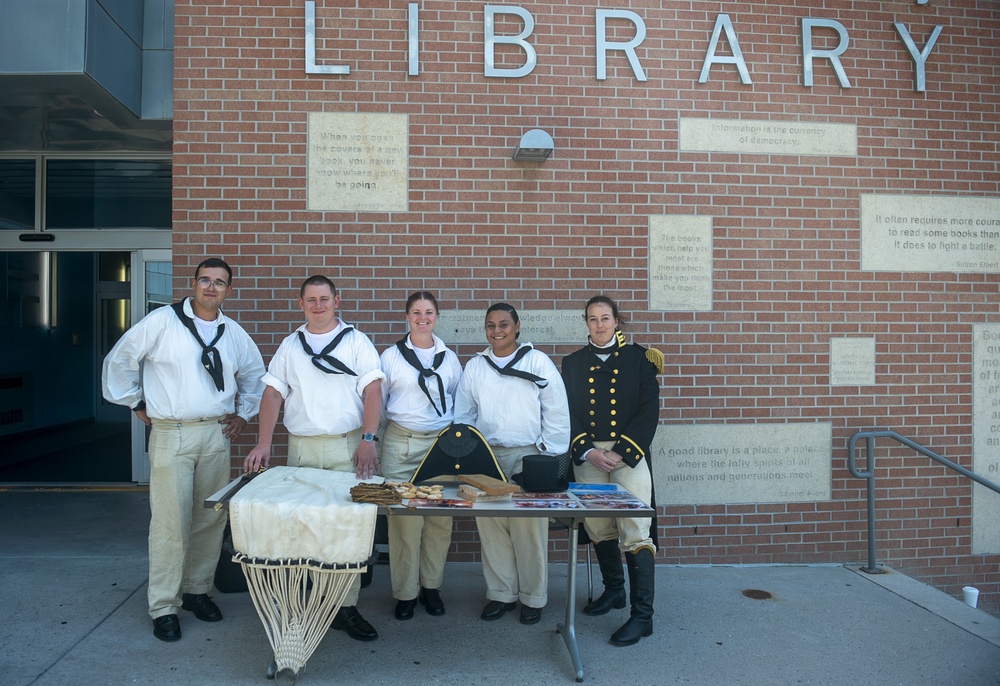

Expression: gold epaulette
xmin=646 ymin=348 xmax=664 ymax=374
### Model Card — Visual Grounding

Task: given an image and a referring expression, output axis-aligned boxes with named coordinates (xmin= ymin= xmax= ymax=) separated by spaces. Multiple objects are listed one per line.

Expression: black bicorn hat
xmin=409 ymin=423 xmax=507 ymax=483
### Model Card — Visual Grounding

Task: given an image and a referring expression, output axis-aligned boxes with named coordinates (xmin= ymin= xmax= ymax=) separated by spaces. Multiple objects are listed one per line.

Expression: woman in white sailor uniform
xmin=379 ymin=291 xmax=463 ymax=620
xmin=560 ymin=295 xmax=662 ymax=646
xmin=454 ymin=303 xmax=570 ymax=625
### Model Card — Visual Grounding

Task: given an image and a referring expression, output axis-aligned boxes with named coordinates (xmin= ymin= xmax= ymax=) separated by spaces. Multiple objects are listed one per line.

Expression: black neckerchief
xmin=170 ymin=300 xmax=226 ymax=392
xmin=395 ymin=337 xmax=448 ymax=417
xmin=484 ymin=344 xmax=548 ymax=388
xmin=297 ymin=325 xmax=357 ymax=376
xmin=588 ymin=329 xmax=626 ymax=358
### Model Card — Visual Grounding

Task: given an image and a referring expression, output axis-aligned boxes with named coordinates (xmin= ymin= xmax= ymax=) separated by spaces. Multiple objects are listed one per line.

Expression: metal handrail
xmin=847 ymin=429 xmax=1000 ymax=574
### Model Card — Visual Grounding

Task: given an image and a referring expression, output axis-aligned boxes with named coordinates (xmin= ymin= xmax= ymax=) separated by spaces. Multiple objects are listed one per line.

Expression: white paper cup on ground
xmin=963 ymin=586 xmax=979 ymax=608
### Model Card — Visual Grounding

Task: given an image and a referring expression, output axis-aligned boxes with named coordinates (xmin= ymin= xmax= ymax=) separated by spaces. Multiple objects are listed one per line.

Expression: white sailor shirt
xmin=262 ymin=321 xmax=385 ymax=436
xmin=380 ymin=334 xmax=462 ymax=433
xmin=101 ymin=297 xmax=265 ymax=422
xmin=454 ymin=343 xmax=570 ymax=455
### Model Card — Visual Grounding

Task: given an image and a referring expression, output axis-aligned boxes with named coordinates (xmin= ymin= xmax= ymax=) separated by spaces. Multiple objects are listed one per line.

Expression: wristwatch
xmin=362 ymin=432 xmax=379 ymax=443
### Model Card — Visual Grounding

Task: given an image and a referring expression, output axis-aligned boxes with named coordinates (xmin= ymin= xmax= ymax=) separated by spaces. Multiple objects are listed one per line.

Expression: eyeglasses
xmin=197 ymin=277 xmax=229 ymax=290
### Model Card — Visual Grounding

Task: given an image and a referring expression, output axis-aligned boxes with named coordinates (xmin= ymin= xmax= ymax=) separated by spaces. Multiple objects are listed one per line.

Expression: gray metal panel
xmin=97 ymin=0 xmax=143 ymax=45
xmin=162 ymin=0 xmax=174 ymax=48
xmin=0 ymin=0 xmax=170 ymax=150
xmin=86 ymin=0 xmax=142 ymax=116
xmin=141 ymin=50 xmax=173 ymax=120
xmin=142 ymin=0 xmax=169 ymax=49
xmin=0 ymin=0 xmax=86 ymax=73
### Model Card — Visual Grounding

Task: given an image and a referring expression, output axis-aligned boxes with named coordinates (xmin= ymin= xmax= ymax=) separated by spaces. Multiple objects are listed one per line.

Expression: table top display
xmin=208 ymin=467 xmax=653 ymax=520
xmin=205 ymin=465 xmax=654 ymax=682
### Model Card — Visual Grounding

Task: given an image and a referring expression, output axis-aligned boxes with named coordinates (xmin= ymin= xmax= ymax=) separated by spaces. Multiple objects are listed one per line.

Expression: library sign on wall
xmin=305 ymin=3 xmax=945 ymax=93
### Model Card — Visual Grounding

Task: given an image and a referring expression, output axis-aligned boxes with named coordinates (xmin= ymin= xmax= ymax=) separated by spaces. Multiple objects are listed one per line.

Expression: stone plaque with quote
xmin=649 ymin=215 xmax=713 ymax=311
xmin=861 ymin=195 xmax=1000 ymax=273
xmin=651 ymin=422 xmax=832 ymax=505
xmin=307 ymin=112 xmax=408 ymax=212
xmin=830 ymin=337 xmax=876 ymax=386
xmin=436 ymin=310 xmax=587 ymax=345
xmin=679 ymin=118 xmax=857 ymax=156
xmin=972 ymin=324 xmax=1000 ymax=553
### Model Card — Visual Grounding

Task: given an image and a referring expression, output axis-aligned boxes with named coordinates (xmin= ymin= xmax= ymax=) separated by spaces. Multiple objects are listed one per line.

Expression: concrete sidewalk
xmin=3 ymin=488 xmax=1000 ymax=686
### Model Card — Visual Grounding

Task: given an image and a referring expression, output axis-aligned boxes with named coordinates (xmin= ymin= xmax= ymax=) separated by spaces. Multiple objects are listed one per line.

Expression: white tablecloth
xmin=229 ymin=466 xmax=377 ymax=566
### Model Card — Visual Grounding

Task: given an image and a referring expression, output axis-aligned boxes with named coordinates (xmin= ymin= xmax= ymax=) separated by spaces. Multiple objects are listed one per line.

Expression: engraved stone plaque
xmin=861 ymin=195 xmax=1000 ymax=273
xmin=437 ymin=310 xmax=587 ymax=345
xmin=651 ymin=423 xmax=832 ymax=505
xmin=307 ymin=112 xmax=408 ymax=212
xmin=649 ymin=215 xmax=713 ymax=311
xmin=830 ymin=337 xmax=876 ymax=386
xmin=679 ymin=118 xmax=857 ymax=156
xmin=972 ymin=324 xmax=1000 ymax=553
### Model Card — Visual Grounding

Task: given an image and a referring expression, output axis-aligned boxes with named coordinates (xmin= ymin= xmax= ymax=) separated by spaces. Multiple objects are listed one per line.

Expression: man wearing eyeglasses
xmin=102 ymin=257 xmax=265 ymax=643
xmin=244 ymin=274 xmax=385 ymax=642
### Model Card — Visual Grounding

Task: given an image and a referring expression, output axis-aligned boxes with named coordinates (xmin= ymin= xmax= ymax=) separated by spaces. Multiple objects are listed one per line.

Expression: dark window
xmin=0 ymin=159 xmax=37 ymax=231
xmin=46 ymin=160 xmax=170 ymax=230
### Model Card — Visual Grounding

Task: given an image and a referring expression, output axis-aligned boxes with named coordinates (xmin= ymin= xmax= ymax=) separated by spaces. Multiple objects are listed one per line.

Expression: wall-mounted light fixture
xmin=512 ymin=129 xmax=554 ymax=161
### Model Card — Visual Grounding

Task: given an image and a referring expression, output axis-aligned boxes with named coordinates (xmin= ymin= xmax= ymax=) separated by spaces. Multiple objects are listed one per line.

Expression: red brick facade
xmin=172 ymin=1 xmax=1000 ymax=613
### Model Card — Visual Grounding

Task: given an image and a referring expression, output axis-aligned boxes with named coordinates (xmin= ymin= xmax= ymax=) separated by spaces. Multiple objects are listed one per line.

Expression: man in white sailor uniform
xmin=102 ymin=257 xmax=265 ymax=642
xmin=245 ymin=274 xmax=385 ymax=642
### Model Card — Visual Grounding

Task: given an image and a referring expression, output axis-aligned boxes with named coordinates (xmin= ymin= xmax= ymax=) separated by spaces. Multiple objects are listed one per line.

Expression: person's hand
xmin=134 ymin=408 xmax=151 ymax=427
xmin=587 ymin=448 xmax=621 ymax=473
xmin=353 ymin=440 xmax=380 ymax=480
xmin=605 ymin=450 xmax=623 ymax=469
xmin=219 ymin=413 xmax=248 ymax=439
xmin=244 ymin=445 xmax=270 ymax=473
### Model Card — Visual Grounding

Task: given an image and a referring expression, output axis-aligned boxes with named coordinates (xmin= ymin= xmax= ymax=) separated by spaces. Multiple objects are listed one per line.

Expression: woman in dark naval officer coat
xmin=561 ymin=295 xmax=662 ymax=646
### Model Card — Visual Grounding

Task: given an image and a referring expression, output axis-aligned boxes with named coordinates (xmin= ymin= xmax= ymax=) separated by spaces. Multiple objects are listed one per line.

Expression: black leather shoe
xmin=519 ymin=605 xmax=542 ymax=625
xmin=419 ymin=587 xmax=445 ymax=616
xmin=395 ymin=598 xmax=418 ymax=620
xmin=331 ymin=606 xmax=379 ymax=641
xmin=153 ymin=614 xmax=181 ymax=642
xmin=181 ymin=593 xmax=223 ymax=622
xmin=480 ymin=600 xmax=517 ymax=621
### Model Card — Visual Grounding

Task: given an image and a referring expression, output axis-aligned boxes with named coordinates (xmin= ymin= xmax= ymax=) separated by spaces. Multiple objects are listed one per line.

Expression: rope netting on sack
xmin=234 ymin=555 xmax=369 ymax=682
xmin=228 ymin=467 xmax=379 ymax=683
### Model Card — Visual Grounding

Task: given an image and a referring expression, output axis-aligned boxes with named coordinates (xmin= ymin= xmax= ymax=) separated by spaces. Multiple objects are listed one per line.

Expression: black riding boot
xmin=582 ymin=539 xmax=626 ymax=616
xmin=610 ymin=547 xmax=655 ymax=646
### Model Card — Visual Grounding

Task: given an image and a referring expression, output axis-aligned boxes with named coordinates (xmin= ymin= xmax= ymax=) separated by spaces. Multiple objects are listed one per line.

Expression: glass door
xmin=96 ymin=253 xmax=132 ymax=424
xmin=129 ymin=249 xmax=171 ymax=483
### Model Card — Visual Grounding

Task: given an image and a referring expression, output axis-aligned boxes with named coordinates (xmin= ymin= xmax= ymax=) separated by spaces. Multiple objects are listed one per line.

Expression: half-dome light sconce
xmin=512 ymin=129 xmax=554 ymax=161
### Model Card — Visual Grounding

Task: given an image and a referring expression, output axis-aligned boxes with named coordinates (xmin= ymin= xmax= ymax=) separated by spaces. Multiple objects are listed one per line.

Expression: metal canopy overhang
xmin=0 ymin=74 xmax=171 ymax=154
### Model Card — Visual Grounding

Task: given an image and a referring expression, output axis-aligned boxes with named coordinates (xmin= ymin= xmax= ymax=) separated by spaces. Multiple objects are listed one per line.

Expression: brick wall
xmin=172 ymin=0 xmax=1000 ymax=613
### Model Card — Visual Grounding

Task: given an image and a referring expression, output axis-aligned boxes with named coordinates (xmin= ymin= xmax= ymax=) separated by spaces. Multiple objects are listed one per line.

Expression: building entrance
xmin=0 ymin=250 xmax=171 ymax=483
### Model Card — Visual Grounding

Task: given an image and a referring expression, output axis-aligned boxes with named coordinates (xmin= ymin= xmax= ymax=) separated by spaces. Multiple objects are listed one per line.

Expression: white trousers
xmin=476 ymin=445 xmax=548 ymax=608
xmin=576 ymin=441 xmax=655 ymax=552
xmin=288 ymin=430 xmax=365 ymax=606
xmin=380 ymin=421 xmax=452 ymax=600
xmin=147 ymin=418 xmax=229 ymax=619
